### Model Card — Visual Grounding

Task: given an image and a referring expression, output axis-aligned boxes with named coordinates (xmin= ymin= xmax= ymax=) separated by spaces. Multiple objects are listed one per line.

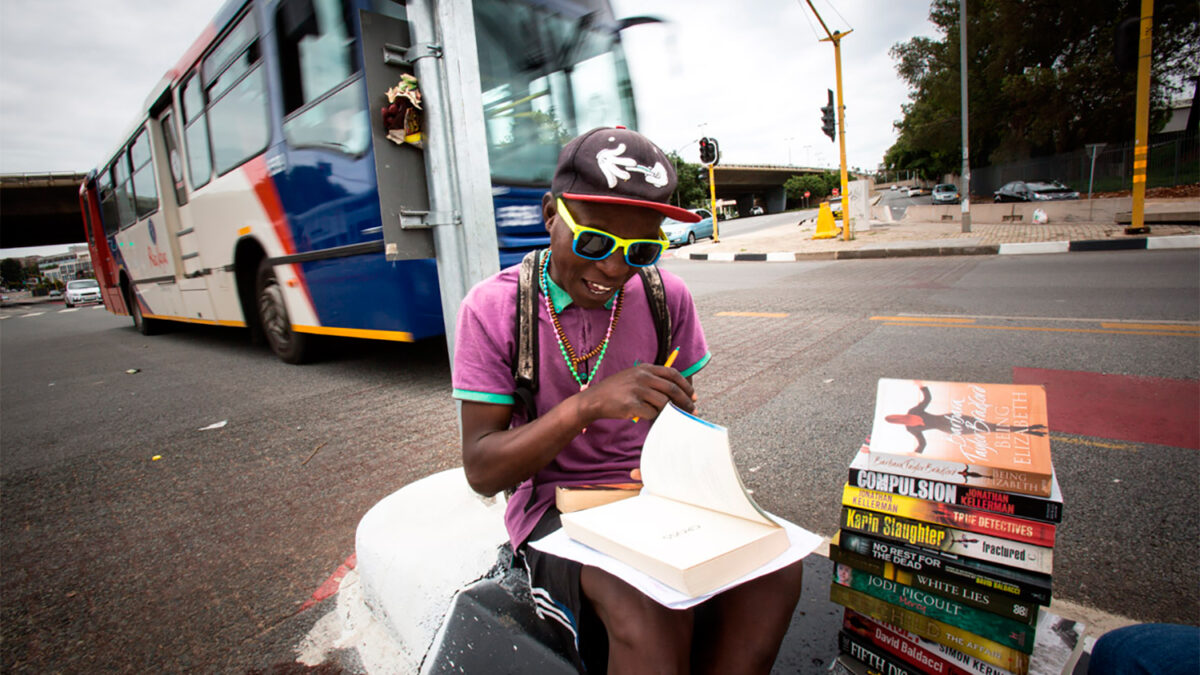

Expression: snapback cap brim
xmin=561 ymin=192 xmax=702 ymax=223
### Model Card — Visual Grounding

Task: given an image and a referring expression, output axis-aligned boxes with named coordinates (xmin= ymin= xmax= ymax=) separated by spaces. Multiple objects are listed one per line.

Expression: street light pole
xmin=959 ymin=0 xmax=972 ymax=233
xmin=805 ymin=0 xmax=853 ymax=241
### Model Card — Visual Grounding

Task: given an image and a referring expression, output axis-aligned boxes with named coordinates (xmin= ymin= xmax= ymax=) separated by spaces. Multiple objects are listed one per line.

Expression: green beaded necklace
xmin=539 ymin=250 xmax=623 ymax=390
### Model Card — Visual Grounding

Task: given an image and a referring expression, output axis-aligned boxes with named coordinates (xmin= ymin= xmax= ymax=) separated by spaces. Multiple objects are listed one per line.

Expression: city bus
xmin=79 ymin=0 xmax=639 ymax=362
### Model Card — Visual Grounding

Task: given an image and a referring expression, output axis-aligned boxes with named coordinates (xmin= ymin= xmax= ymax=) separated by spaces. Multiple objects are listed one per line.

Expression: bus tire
xmin=127 ymin=286 xmax=161 ymax=336
xmin=256 ymin=259 xmax=311 ymax=364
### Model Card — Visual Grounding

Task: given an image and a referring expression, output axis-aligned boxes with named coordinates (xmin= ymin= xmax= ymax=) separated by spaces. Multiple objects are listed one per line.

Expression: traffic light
xmin=820 ymin=89 xmax=836 ymax=141
xmin=699 ymin=137 xmax=717 ymax=164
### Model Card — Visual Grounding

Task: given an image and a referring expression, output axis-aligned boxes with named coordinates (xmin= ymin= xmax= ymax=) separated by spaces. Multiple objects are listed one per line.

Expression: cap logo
xmin=595 ymin=141 xmax=669 ymax=190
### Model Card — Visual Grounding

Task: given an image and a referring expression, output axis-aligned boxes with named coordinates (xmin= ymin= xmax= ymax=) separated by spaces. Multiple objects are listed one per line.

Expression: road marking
xmin=871 ymin=315 xmax=976 ymax=324
xmin=1100 ymin=322 xmax=1200 ymax=332
xmin=1050 ymin=434 xmax=1139 ymax=451
xmin=715 ymin=311 xmax=789 ymax=318
xmin=879 ymin=321 xmax=1198 ymax=337
xmin=887 ymin=312 xmax=1199 ymax=325
xmin=299 ymin=553 xmax=357 ymax=612
xmin=20 ymin=312 xmax=45 ymax=318
xmin=59 ymin=308 xmax=80 ymax=313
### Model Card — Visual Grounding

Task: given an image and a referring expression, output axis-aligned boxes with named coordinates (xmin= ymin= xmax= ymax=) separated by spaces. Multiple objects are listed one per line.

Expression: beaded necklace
xmin=539 ymin=250 xmax=623 ymax=390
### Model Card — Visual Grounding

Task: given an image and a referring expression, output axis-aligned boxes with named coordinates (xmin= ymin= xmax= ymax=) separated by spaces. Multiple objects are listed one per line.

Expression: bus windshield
xmin=474 ymin=0 xmax=637 ymax=186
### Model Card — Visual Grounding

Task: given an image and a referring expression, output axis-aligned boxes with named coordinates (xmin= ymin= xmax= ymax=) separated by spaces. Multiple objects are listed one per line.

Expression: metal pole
xmin=709 ymin=164 xmax=719 ymax=242
xmin=408 ymin=0 xmax=501 ymax=363
xmin=959 ymin=0 xmax=971 ymax=233
xmin=1127 ymin=0 xmax=1154 ymax=234
xmin=833 ymin=35 xmax=851 ymax=241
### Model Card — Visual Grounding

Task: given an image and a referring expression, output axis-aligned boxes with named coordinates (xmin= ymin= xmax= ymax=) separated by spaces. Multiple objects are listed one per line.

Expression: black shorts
xmin=520 ymin=506 xmax=607 ymax=673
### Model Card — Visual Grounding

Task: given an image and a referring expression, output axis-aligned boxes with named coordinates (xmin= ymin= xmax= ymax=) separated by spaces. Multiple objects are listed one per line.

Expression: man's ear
xmin=541 ymin=193 xmax=556 ymax=234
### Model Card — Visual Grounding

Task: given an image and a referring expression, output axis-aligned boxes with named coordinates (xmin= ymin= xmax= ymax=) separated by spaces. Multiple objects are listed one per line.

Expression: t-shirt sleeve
xmin=660 ymin=270 xmax=711 ymax=378
xmin=451 ymin=280 xmax=517 ymax=405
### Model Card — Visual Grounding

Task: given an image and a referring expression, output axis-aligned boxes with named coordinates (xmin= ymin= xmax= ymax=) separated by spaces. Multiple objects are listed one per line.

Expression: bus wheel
xmin=256 ymin=260 xmax=311 ymax=364
xmin=127 ymin=287 xmax=160 ymax=335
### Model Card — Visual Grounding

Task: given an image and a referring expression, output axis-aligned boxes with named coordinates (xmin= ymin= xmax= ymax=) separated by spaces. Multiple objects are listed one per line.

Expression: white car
xmin=907 ymin=186 xmax=922 ymax=197
xmin=65 ymin=279 xmax=102 ymax=307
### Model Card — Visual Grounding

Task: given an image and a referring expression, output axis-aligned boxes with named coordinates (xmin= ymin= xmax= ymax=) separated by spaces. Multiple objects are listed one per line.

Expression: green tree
xmin=784 ymin=174 xmax=827 ymax=200
xmin=885 ymin=0 xmax=1199 ymax=177
xmin=668 ymin=153 xmax=708 ymax=209
xmin=1 ymin=258 xmax=22 ymax=288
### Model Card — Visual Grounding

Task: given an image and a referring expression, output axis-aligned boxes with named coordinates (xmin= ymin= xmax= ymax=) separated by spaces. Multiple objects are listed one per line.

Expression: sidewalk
xmin=675 ymin=214 xmax=1199 ymax=261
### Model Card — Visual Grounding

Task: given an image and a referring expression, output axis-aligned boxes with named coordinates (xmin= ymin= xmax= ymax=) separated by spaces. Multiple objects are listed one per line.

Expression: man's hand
xmin=578 ymin=364 xmax=696 ymax=424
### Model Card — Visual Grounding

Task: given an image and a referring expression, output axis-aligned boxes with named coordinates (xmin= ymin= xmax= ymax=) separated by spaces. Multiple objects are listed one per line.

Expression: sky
xmin=0 ymin=0 xmax=939 ymax=257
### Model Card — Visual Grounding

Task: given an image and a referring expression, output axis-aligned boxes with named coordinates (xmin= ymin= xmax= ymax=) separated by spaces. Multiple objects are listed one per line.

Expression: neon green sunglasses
xmin=555 ymin=198 xmax=667 ymax=267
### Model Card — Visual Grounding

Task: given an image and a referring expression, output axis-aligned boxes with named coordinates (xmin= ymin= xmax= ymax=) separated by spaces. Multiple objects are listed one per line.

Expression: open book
xmin=558 ymin=403 xmax=789 ymax=598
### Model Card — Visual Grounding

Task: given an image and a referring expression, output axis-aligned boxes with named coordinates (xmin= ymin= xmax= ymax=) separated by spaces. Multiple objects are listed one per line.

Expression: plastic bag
xmin=1032 ymin=208 xmax=1048 ymax=224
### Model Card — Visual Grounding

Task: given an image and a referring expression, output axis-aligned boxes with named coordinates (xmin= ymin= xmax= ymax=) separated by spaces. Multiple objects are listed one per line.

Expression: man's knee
xmin=581 ymin=566 xmax=692 ymax=648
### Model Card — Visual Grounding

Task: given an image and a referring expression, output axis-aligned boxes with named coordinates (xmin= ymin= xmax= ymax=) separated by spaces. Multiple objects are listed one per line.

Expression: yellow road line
xmin=1100 ymin=322 xmax=1200 ymax=332
xmin=1050 ymin=434 xmax=1138 ymax=451
xmin=881 ymin=321 xmax=1198 ymax=337
xmin=715 ymin=311 xmax=789 ymax=318
xmin=871 ymin=316 xmax=976 ymax=324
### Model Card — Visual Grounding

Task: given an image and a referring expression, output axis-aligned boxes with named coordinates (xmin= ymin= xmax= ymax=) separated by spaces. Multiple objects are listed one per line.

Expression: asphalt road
xmin=2 ymin=249 xmax=1197 ymax=672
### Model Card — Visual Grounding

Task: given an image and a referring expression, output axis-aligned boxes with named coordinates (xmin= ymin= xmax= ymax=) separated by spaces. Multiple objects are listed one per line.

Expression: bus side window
xmin=182 ymin=73 xmax=213 ymax=189
xmin=113 ymin=150 xmax=137 ymax=229
xmin=98 ymin=165 xmax=120 ymax=236
xmin=275 ymin=0 xmax=368 ymax=155
xmin=130 ymin=128 xmax=159 ymax=219
xmin=205 ymin=11 xmax=271 ymax=175
xmin=161 ymin=113 xmax=189 ymax=206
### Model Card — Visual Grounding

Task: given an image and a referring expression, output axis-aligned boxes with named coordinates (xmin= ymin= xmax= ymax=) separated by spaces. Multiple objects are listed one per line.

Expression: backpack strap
xmin=638 ymin=265 xmax=673 ymax=366
xmin=512 ymin=250 xmax=542 ymax=420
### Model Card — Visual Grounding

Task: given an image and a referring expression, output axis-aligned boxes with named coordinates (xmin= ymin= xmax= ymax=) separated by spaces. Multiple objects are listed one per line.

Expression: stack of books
xmin=828 ymin=379 xmax=1063 ymax=675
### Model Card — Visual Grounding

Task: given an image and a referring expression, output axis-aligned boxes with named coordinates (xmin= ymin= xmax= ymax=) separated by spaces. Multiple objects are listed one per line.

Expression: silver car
xmin=65 ymin=279 xmax=102 ymax=307
xmin=931 ymin=184 xmax=960 ymax=204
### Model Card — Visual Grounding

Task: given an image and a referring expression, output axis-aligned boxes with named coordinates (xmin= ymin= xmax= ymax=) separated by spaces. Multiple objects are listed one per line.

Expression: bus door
xmin=153 ymin=101 xmax=217 ymax=322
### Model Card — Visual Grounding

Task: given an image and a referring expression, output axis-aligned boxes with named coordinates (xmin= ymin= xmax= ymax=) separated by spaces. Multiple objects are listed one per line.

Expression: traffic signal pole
xmin=806 ymin=1 xmax=852 ymax=240
xmin=1127 ymin=0 xmax=1154 ymax=234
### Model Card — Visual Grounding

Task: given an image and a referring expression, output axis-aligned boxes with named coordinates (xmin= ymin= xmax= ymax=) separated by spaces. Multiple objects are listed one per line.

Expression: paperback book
xmin=867 ymin=380 xmax=1053 ymax=497
xmin=848 ymin=445 xmax=1063 ymax=523
xmin=559 ymin=403 xmax=789 ymax=598
xmin=841 ymin=506 xmax=1054 ymax=575
xmin=836 ymin=530 xmax=1052 ymax=605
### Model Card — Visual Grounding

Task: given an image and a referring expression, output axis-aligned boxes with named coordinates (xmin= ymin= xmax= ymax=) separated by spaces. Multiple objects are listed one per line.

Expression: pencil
xmin=633 ymin=347 xmax=681 ymax=423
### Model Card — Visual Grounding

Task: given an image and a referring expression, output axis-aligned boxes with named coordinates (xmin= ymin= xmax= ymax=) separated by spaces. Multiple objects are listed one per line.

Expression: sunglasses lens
xmin=574 ymin=230 xmax=616 ymax=259
xmin=626 ymin=242 xmax=664 ymax=266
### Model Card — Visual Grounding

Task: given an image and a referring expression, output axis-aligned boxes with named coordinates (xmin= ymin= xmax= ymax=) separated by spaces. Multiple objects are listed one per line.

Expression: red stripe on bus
xmin=173 ymin=23 xmax=217 ymax=77
xmin=243 ymin=156 xmax=317 ymax=318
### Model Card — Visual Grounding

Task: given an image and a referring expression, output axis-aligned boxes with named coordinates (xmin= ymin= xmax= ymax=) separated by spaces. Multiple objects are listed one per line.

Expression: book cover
xmin=830 ymin=535 xmax=1040 ymax=626
xmin=830 ymin=584 xmax=1032 ymax=675
xmin=848 ymin=445 xmax=1063 ymax=523
xmin=842 ymin=609 xmax=975 ymax=675
xmin=842 ymin=484 xmax=1056 ymax=547
xmin=836 ymin=530 xmax=1052 ymax=605
xmin=559 ymin=403 xmax=789 ymax=598
xmin=867 ymin=380 xmax=1053 ymax=497
xmin=844 ymin=609 xmax=1084 ymax=675
xmin=835 ymin=564 xmax=1035 ymax=653
xmin=555 ymin=485 xmax=641 ymax=513
xmin=841 ymin=506 xmax=1054 ymax=575
xmin=838 ymin=630 xmax=922 ymax=675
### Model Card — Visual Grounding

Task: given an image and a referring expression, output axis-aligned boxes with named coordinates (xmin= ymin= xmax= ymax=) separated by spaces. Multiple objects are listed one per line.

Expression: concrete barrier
xmin=899 ymin=197 xmax=1198 ymax=225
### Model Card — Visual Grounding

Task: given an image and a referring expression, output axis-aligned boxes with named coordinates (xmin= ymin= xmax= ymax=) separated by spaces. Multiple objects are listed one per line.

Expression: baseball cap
xmin=551 ymin=127 xmax=701 ymax=223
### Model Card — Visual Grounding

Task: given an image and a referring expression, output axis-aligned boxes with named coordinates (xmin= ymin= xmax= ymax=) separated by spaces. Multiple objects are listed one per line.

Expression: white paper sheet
xmin=530 ymin=516 xmax=824 ymax=609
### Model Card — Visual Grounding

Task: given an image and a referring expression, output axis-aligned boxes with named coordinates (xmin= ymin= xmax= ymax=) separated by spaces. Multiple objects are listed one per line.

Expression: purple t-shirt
xmin=452 ymin=256 xmax=710 ymax=548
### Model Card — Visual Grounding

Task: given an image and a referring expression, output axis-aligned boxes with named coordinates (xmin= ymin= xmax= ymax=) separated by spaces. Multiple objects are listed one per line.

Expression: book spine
xmin=837 ymin=530 xmax=1052 ymax=604
xmin=848 ymin=465 xmax=1063 ymax=523
xmin=835 ymin=564 xmax=1035 ymax=652
xmin=830 ymin=584 xmax=1031 ymax=675
xmin=844 ymin=610 xmax=1021 ymax=675
xmin=830 ymin=543 xmax=1040 ymax=626
xmin=842 ymin=610 xmax=976 ymax=675
xmin=865 ymin=454 xmax=1052 ymax=498
xmin=841 ymin=507 xmax=1054 ymax=575
xmin=839 ymin=631 xmax=923 ymax=675
xmin=842 ymin=484 xmax=1056 ymax=547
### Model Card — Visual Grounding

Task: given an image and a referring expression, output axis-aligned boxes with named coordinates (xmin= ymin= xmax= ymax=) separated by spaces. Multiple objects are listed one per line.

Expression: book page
xmin=639 ymin=403 xmax=776 ymax=526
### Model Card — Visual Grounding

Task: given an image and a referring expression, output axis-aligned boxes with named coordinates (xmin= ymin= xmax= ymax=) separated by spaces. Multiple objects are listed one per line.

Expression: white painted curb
xmin=1147 ymin=234 xmax=1200 ymax=249
xmin=354 ymin=468 xmax=508 ymax=670
xmin=998 ymin=241 xmax=1071 ymax=255
xmin=707 ymin=252 xmax=736 ymax=262
xmin=766 ymin=252 xmax=796 ymax=262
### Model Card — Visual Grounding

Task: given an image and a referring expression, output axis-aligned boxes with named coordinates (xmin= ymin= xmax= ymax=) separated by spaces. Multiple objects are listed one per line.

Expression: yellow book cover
xmin=868 ymin=379 xmax=1053 ymax=497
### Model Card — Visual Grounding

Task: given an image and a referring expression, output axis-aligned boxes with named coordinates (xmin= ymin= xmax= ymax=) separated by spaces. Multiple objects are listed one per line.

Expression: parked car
xmin=750 ymin=205 xmax=764 ymax=216
xmin=890 ymin=185 xmax=898 ymax=191
xmin=65 ymin=279 xmax=102 ymax=307
xmin=931 ymin=183 xmax=960 ymax=204
xmin=661 ymin=208 xmax=714 ymax=247
xmin=993 ymin=180 xmax=1080 ymax=202
xmin=48 ymin=289 xmax=61 ymax=298
xmin=906 ymin=186 xmax=923 ymax=197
